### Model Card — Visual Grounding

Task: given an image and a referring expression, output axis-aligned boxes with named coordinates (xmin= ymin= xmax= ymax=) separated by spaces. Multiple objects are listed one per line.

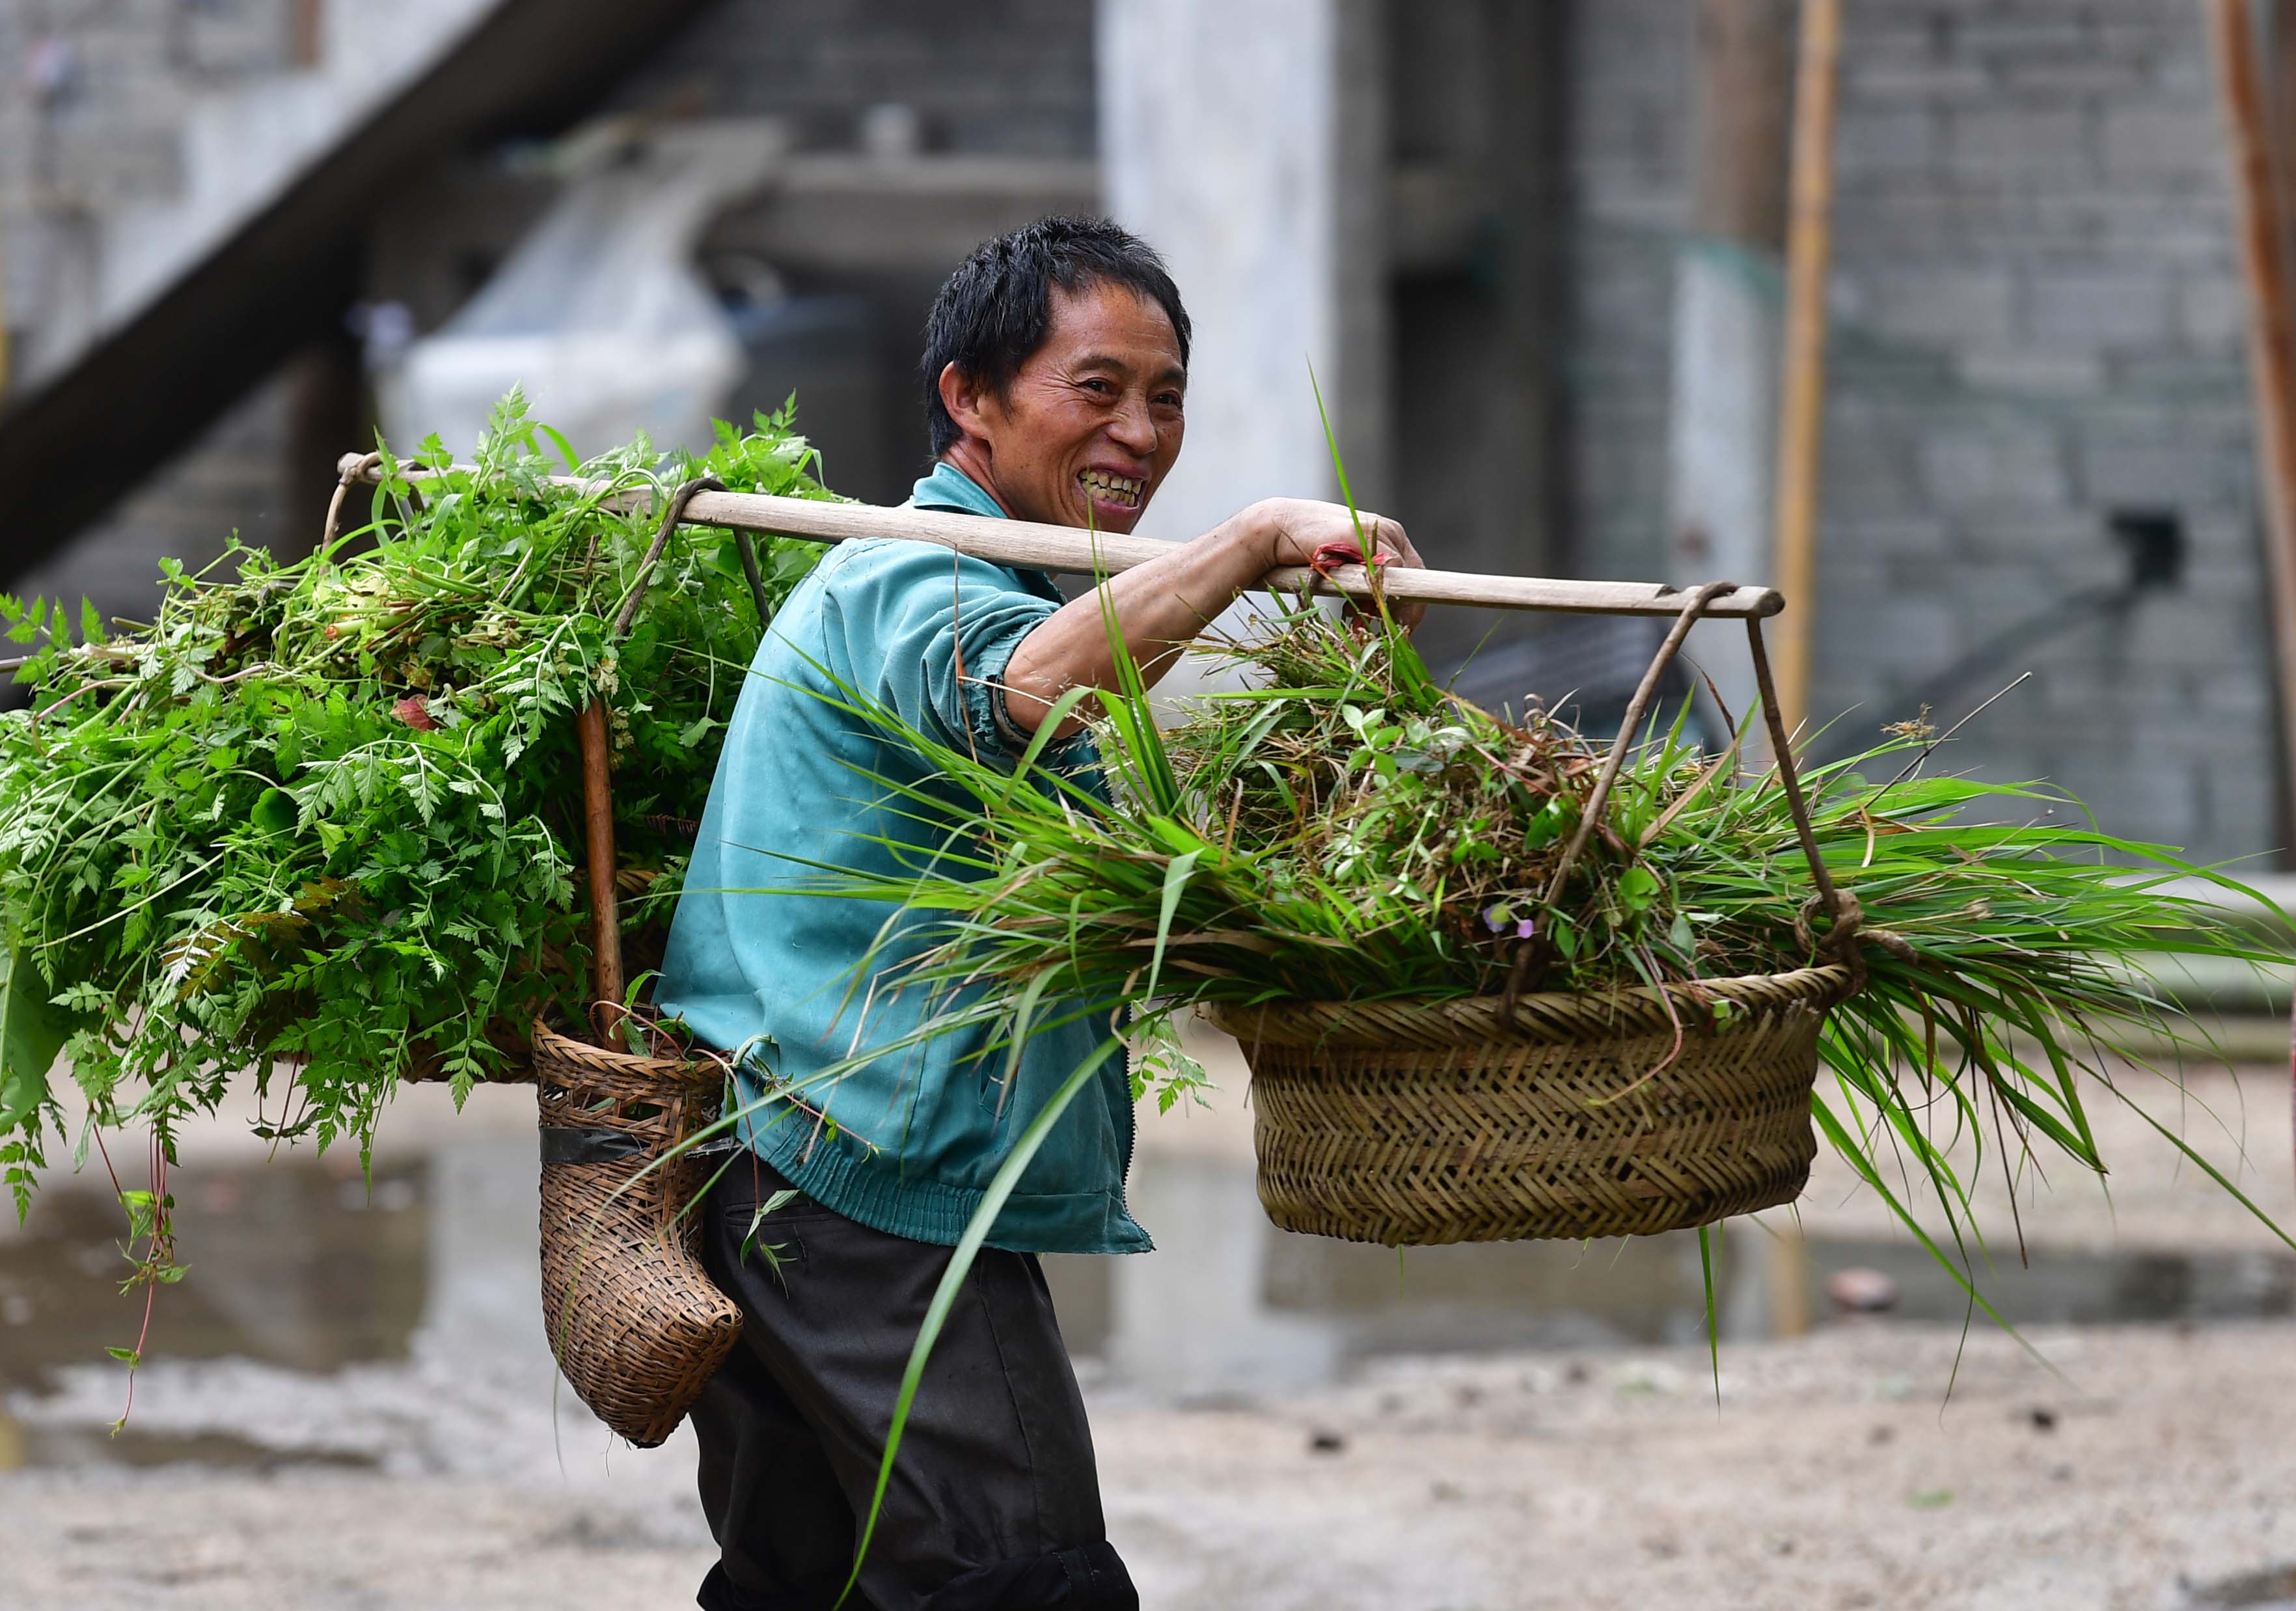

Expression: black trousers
xmin=692 ymin=1158 xmax=1138 ymax=1611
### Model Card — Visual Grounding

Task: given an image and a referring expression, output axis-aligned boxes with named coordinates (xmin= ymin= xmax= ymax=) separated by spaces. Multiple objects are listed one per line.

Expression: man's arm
xmin=999 ymin=498 xmax=1425 ymax=737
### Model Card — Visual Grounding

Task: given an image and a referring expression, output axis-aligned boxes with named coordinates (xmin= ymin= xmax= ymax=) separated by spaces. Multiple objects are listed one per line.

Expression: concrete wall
xmin=1566 ymin=0 xmax=2276 ymax=861
xmin=1 ymin=0 xmax=490 ymax=389
xmin=5 ymin=373 xmax=299 ymax=629
xmin=0 ymin=0 xmax=486 ymax=652
xmin=1 ymin=0 xmax=308 ymax=643
xmin=3 ymin=0 xmax=209 ymax=385
xmin=6 ymin=0 xmax=1101 ymax=629
xmin=605 ymin=0 xmax=1097 ymax=157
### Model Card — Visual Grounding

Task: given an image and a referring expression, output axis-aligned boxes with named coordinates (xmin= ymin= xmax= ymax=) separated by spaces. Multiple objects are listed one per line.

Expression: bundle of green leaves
xmin=795 ymin=597 xmax=2295 ymax=1303
xmin=0 ymin=392 xmax=834 ymax=1222
xmin=757 ymin=591 xmax=2296 ymax=1577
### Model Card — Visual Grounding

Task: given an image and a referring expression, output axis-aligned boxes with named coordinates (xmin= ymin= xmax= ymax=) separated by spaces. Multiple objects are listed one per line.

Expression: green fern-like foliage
xmin=0 ymin=391 xmax=835 ymax=1216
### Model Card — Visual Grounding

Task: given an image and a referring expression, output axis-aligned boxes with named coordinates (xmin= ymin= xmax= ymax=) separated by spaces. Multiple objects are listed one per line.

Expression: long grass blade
xmin=834 ymin=1034 xmax=1126 ymax=1606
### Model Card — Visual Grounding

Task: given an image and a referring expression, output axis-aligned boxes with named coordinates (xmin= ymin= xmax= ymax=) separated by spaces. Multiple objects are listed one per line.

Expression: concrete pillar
xmin=1669 ymin=243 xmax=1782 ymax=731
xmin=1107 ymin=1150 xmax=1342 ymax=1401
xmin=413 ymin=1134 xmax=558 ymax=1385
xmin=1097 ymin=0 xmax=1389 ymax=593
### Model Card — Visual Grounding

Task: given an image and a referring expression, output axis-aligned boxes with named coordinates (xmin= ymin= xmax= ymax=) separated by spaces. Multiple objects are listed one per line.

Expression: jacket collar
xmin=906 ymin=461 xmax=1007 ymax=521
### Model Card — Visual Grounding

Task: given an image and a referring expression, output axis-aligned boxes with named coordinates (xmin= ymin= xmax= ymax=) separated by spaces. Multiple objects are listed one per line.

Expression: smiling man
xmin=657 ymin=217 xmax=1421 ymax=1611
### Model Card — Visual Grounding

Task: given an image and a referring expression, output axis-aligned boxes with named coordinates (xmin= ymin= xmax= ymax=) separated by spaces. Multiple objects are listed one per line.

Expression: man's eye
xmin=1154 ymin=393 xmax=1184 ymax=410
xmin=1082 ymin=378 xmax=1115 ymax=395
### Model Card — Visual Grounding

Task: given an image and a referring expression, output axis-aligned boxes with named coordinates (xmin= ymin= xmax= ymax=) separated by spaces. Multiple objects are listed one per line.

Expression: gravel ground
xmin=6 ymin=1046 xmax=2294 ymax=1609
xmin=7 ymin=1320 xmax=2296 ymax=1610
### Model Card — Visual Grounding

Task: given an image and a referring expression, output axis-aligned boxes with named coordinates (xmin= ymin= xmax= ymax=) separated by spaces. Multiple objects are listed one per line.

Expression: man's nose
xmin=1105 ymin=391 xmax=1159 ymax=455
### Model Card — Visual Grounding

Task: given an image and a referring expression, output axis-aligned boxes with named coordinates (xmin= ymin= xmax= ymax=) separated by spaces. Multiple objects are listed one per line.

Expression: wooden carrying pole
xmin=344 ymin=457 xmax=1784 ymax=623
xmin=1768 ymin=0 xmax=1843 ymax=735
xmin=2209 ymin=0 xmax=2296 ymax=854
xmin=346 ymin=459 xmax=1786 ymax=1030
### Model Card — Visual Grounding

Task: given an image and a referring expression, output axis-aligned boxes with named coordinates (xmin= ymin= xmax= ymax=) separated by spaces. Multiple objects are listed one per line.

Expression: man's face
xmin=948 ymin=281 xmax=1186 ymax=534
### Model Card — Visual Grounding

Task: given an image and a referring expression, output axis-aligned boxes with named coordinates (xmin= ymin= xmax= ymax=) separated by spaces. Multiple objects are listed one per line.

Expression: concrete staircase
xmin=0 ymin=0 xmax=714 ymax=586
xmin=9 ymin=0 xmax=500 ymax=396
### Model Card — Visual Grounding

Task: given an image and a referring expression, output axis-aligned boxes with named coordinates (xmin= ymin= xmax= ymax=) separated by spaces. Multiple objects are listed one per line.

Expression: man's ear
xmin=938 ymin=362 xmax=999 ymax=446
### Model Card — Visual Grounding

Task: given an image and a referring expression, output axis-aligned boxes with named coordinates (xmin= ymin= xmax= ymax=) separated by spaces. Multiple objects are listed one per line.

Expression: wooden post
xmin=290 ymin=0 xmax=325 ymax=67
xmin=2212 ymin=0 xmax=2296 ymax=863
xmin=575 ymin=699 xmax=625 ymax=1027
xmin=1768 ymin=0 xmax=1844 ymax=737
xmin=2271 ymin=0 xmax=2296 ymax=1183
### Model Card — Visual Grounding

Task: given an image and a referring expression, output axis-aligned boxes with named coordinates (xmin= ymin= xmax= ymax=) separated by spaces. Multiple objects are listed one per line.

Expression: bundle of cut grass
xmin=793 ymin=595 xmax=2295 ymax=1306
xmin=774 ymin=587 xmax=2296 ymax=1575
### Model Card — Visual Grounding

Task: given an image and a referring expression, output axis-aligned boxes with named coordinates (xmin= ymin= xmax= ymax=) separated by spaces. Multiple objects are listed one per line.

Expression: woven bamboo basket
xmin=1202 ymin=965 xmax=1852 ymax=1245
xmin=532 ymin=1021 xmax=741 ymax=1446
xmin=1204 ymin=585 xmax=1868 ymax=1247
xmin=525 ymin=476 xmax=752 ymax=1446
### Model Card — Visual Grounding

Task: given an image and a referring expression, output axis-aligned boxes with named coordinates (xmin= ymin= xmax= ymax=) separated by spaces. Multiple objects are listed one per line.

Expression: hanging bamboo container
xmin=526 ymin=479 xmax=752 ymax=1446
xmin=1208 ymin=589 xmax=1866 ymax=1247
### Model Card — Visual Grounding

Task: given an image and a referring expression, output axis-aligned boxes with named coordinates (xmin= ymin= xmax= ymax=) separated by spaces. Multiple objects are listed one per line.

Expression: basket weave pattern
xmin=532 ymin=1022 xmax=743 ymax=1446
xmin=1204 ymin=966 xmax=1853 ymax=1245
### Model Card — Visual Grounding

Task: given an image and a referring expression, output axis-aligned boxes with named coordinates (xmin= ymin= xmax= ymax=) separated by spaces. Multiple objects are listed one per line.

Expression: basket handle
xmin=1745 ymin=616 xmax=1855 ymax=951
xmin=321 ymin=452 xmax=383 ymax=552
xmin=1537 ymin=584 xmax=1857 ymax=958
xmin=611 ymin=475 xmax=772 ymax=636
xmin=577 ymin=476 xmax=774 ymax=1038
xmin=1538 ymin=582 xmax=1738 ymax=907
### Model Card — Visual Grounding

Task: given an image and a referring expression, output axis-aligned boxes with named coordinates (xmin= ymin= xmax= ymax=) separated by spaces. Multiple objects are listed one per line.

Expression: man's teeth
xmin=1080 ymin=470 xmax=1143 ymax=507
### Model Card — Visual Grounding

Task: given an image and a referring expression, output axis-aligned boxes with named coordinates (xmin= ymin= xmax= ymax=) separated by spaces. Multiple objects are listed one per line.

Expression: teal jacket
xmin=654 ymin=463 xmax=1150 ymax=1256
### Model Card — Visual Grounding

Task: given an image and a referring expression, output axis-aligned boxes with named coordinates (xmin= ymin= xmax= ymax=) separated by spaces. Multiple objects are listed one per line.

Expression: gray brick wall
xmin=1565 ymin=0 xmax=1692 ymax=585
xmin=7 ymin=373 xmax=298 ymax=643
xmin=1566 ymin=0 xmax=2278 ymax=862
xmin=606 ymin=0 xmax=1097 ymax=157
xmin=1 ymin=0 xmax=306 ymax=650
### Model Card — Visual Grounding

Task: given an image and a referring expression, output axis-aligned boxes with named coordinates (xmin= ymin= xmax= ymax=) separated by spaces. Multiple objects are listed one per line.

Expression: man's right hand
xmin=1002 ymin=498 xmax=1427 ymax=737
xmin=1238 ymin=498 xmax=1427 ymax=631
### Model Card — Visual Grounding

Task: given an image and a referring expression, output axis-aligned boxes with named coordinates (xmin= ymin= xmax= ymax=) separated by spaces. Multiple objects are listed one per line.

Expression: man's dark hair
xmin=921 ymin=216 xmax=1192 ymax=458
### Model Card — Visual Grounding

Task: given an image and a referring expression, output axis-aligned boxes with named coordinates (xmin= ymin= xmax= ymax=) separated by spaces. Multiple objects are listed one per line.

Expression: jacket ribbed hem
xmin=746 ymin=1105 xmax=1153 ymax=1258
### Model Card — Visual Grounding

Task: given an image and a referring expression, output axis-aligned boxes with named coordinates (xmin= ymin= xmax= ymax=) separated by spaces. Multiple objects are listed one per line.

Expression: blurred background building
xmin=0 ymin=0 xmax=2282 ymax=864
xmin=13 ymin=18 xmax=2296 ymax=1599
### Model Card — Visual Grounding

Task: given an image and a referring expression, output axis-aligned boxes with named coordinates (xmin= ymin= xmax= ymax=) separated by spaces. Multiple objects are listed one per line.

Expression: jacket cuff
xmin=963 ymin=622 xmax=1096 ymax=772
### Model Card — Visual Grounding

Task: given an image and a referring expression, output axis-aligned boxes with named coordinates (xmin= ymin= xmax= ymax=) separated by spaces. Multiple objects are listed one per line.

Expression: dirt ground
xmin=6 ymin=1046 xmax=2295 ymax=1609
xmin=6 ymin=1320 xmax=2296 ymax=1610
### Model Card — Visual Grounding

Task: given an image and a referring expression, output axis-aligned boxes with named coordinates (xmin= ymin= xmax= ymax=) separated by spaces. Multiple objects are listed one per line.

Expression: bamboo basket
xmin=526 ymin=478 xmax=751 ymax=1446
xmin=1208 ymin=588 xmax=1867 ymax=1247
xmin=1203 ymin=966 xmax=1852 ymax=1244
xmin=532 ymin=1018 xmax=739 ymax=1446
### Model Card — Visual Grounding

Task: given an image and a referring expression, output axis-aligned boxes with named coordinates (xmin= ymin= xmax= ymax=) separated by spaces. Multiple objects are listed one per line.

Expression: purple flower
xmin=1483 ymin=902 xmax=1537 ymax=941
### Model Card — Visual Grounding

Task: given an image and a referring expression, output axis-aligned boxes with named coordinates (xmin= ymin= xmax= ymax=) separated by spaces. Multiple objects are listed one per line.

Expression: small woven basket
xmin=525 ymin=478 xmax=759 ymax=1446
xmin=532 ymin=1020 xmax=742 ymax=1446
xmin=1203 ymin=965 xmax=1853 ymax=1245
